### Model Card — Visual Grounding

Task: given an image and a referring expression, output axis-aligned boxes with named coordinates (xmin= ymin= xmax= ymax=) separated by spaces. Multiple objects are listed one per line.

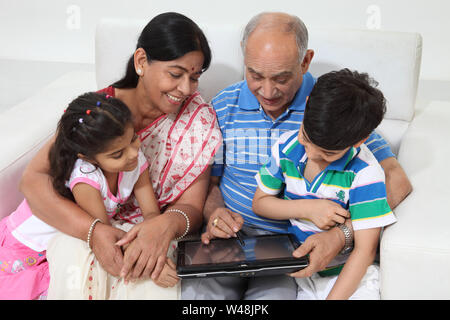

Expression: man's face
xmin=244 ymin=30 xmax=310 ymax=119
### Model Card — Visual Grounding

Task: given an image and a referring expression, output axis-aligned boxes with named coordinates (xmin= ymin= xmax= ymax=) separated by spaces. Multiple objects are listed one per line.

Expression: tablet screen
xmin=182 ymin=234 xmax=297 ymax=266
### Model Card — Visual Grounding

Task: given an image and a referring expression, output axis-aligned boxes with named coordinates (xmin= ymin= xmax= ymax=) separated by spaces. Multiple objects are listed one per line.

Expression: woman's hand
xmin=90 ymin=223 xmax=127 ymax=277
xmin=115 ymin=214 xmax=176 ymax=282
xmin=201 ymin=208 xmax=244 ymax=244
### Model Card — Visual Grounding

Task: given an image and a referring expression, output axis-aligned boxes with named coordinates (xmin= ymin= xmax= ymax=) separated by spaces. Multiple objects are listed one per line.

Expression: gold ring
xmin=212 ymin=217 xmax=219 ymax=227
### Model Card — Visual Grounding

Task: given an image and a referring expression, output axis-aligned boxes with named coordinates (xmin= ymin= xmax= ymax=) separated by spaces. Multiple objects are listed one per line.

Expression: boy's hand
xmin=305 ymin=200 xmax=350 ymax=230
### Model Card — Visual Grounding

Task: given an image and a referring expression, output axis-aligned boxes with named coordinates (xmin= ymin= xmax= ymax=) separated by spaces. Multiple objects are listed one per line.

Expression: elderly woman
xmin=19 ymin=12 xmax=221 ymax=299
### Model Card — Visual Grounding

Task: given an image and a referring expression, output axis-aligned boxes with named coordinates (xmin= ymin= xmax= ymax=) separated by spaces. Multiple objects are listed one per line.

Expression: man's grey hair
xmin=241 ymin=12 xmax=309 ymax=62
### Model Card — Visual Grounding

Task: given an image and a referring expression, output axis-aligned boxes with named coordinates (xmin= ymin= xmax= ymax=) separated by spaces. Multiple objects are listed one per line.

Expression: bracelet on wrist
xmin=87 ymin=218 xmax=102 ymax=250
xmin=166 ymin=209 xmax=190 ymax=241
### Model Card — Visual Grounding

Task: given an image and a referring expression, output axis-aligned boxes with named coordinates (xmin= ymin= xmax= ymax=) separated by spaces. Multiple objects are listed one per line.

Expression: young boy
xmin=252 ymin=69 xmax=397 ymax=300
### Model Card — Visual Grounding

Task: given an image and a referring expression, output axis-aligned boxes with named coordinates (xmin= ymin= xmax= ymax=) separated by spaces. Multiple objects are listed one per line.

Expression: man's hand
xmin=201 ymin=208 xmax=244 ymax=244
xmin=289 ymin=226 xmax=344 ymax=278
xmin=90 ymin=223 xmax=126 ymax=277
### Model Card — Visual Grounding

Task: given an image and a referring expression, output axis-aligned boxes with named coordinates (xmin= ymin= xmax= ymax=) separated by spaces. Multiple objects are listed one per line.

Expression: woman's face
xmin=137 ymin=50 xmax=205 ymax=115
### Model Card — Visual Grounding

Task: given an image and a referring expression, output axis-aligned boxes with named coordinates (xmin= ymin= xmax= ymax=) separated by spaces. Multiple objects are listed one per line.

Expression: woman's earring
xmin=137 ymin=68 xmax=142 ymax=75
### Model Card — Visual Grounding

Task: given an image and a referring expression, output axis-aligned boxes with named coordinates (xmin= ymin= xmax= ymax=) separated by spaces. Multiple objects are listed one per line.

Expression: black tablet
xmin=176 ymin=233 xmax=308 ymax=279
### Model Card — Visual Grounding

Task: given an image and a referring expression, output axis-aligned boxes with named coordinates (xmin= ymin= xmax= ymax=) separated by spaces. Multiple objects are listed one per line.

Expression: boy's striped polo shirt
xmin=255 ymin=130 xmax=397 ymax=242
xmin=210 ymin=72 xmax=395 ymax=232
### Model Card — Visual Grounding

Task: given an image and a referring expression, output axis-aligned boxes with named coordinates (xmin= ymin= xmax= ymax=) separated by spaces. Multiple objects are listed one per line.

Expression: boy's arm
xmin=133 ymin=169 xmax=161 ymax=219
xmin=326 ymin=227 xmax=380 ymax=300
xmin=253 ymin=187 xmax=349 ymax=229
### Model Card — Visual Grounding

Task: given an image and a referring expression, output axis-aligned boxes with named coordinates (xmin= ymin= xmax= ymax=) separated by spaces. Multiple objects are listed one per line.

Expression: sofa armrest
xmin=0 ymin=71 xmax=96 ymax=220
xmin=380 ymin=101 xmax=450 ymax=299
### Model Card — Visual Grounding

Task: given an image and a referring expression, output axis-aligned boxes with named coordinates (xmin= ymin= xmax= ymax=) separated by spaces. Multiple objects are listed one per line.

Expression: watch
xmin=337 ymin=223 xmax=354 ymax=255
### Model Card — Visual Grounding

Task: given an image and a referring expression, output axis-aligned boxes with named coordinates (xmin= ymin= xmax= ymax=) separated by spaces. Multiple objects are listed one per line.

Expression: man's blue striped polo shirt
xmin=211 ymin=72 xmax=394 ymax=233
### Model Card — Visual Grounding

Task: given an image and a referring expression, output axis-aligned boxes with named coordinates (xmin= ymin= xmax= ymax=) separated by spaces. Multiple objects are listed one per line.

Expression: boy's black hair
xmin=302 ymin=68 xmax=386 ymax=150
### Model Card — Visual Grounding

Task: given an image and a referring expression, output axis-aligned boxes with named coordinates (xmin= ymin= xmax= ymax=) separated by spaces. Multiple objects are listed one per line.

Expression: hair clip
xmin=63 ymin=109 xmax=67 ymax=113
xmin=96 ymin=101 xmax=101 ymax=107
xmin=86 ymin=109 xmax=92 ymax=115
xmin=79 ymin=118 xmax=84 ymax=123
xmin=105 ymin=95 xmax=111 ymax=99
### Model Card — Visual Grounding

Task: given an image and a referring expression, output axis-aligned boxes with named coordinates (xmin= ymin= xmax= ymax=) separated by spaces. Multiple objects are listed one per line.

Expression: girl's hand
xmin=201 ymin=208 xmax=244 ymax=244
xmin=153 ymin=258 xmax=180 ymax=288
xmin=304 ymin=200 xmax=350 ymax=230
xmin=115 ymin=214 xmax=176 ymax=282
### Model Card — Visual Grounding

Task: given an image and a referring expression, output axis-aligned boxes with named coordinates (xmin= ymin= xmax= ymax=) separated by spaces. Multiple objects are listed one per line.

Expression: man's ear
xmin=353 ymin=136 xmax=370 ymax=148
xmin=301 ymin=49 xmax=314 ymax=74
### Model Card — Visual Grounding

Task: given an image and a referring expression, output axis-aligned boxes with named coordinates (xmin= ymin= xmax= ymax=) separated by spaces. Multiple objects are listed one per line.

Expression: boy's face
xmin=298 ymin=124 xmax=350 ymax=164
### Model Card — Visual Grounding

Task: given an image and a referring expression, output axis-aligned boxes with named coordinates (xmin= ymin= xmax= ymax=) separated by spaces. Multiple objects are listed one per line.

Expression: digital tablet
xmin=176 ymin=233 xmax=308 ymax=279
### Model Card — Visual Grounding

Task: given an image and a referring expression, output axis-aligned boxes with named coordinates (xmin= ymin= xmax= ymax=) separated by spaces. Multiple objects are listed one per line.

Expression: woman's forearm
xmin=165 ymin=166 xmax=212 ymax=236
xmin=19 ymin=137 xmax=93 ymax=240
xmin=21 ymin=170 xmax=93 ymax=240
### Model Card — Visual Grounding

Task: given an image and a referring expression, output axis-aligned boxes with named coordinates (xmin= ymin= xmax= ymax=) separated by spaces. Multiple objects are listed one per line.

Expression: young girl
xmin=0 ymin=92 xmax=178 ymax=300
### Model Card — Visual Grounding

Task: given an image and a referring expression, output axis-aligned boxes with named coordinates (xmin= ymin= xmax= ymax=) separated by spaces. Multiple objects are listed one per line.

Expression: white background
xmin=1 ymin=0 xmax=449 ymax=110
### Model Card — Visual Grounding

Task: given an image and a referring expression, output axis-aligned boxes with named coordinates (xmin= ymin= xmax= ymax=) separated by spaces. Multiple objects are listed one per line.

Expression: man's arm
xmin=379 ymin=157 xmax=412 ymax=209
xmin=290 ymin=218 xmax=353 ymax=278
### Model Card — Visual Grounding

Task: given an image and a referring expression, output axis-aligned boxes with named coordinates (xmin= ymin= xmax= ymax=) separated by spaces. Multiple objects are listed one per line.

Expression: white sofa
xmin=1 ymin=17 xmax=449 ymax=299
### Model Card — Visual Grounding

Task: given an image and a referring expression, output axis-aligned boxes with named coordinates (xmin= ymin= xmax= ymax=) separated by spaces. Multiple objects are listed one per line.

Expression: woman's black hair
xmin=48 ymin=92 xmax=133 ymax=200
xmin=303 ymin=68 xmax=386 ymax=151
xmin=113 ymin=12 xmax=211 ymax=89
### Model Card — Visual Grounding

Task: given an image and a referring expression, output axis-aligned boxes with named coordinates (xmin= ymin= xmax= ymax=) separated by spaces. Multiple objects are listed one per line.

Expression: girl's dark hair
xmin=113 ymin=12 xmax=211 ymax=89
xmin=48 ymin=92 xmax=133 ymax=200
xmin=303 ymin=68 xmax=386 ymax=150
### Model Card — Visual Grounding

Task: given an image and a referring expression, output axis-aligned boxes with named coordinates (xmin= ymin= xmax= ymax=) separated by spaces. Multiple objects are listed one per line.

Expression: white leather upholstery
xmin=381 ymin=101 xmax=450 ymax=299
xmin=0 ymin=71 xmax=96 ymax=219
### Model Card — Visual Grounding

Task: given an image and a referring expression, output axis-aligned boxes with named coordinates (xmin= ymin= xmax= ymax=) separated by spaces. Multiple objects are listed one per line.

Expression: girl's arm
xmin=132 ymin=168 xmax=160 ymax=219
xmin=326 ymin=227 xmax=381 ymax=300
xmin=71 ymin=183 xmax=110 ymax=225
xmin=253 ymin=187 xmax=349 ymax=229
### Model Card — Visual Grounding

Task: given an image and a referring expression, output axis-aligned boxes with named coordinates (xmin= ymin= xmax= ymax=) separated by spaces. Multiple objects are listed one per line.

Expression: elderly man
xmin=181 ymin=12 xmax=411 ymax=300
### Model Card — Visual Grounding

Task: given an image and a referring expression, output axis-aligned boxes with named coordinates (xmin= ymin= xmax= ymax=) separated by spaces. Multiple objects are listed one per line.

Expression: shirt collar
xmin=293 ymin=145 xmax=360 ymax=172
xmin=324 ymin=147 xmax=360 ymax=172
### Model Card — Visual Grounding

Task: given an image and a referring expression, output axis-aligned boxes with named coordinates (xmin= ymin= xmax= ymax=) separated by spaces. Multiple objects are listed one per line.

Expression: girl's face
xmin=138 ymin=50 xmax=205 ymax=115
xmin=92 ymin=124 xmax=141 ymax=174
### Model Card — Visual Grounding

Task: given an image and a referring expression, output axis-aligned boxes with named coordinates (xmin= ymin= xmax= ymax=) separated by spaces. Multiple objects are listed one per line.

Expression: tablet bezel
xmin=176 ymin=233 xmax=308 ymax=278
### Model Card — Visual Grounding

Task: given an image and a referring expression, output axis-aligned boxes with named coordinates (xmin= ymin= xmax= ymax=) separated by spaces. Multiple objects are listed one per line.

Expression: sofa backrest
xmin=95 ymin=18 xmax=422 ymax=155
